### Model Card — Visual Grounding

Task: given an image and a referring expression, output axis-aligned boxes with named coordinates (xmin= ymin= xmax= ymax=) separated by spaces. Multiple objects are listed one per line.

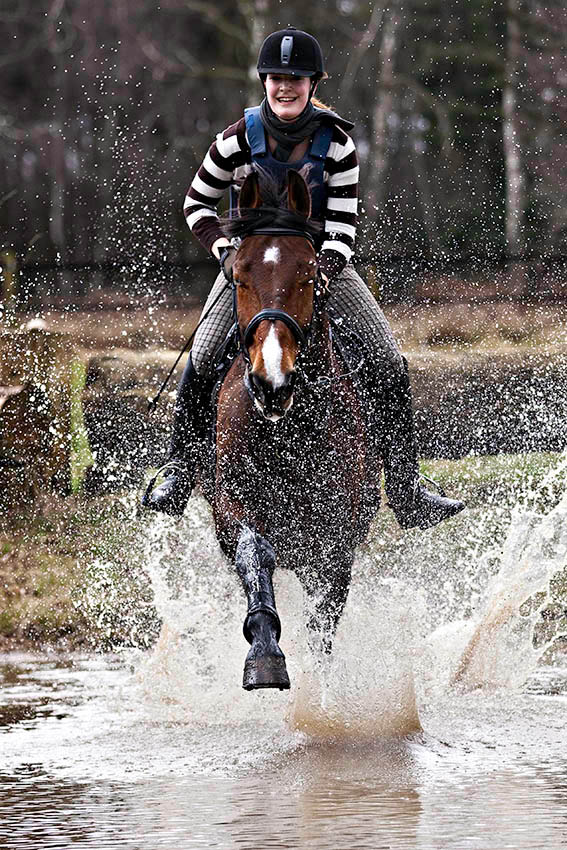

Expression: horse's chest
xmin=232 ymin=404 xmax=359 ymax=518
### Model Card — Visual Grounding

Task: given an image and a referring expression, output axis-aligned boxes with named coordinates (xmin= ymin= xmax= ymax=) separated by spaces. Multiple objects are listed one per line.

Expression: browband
xmin=243 ymin=228 xmax=317 ymax=247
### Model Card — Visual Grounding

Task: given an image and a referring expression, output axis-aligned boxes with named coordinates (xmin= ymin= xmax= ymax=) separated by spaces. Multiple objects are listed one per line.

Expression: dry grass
xmin=0 ymin=494 xmax=159 ymax=650
xmin=22 ymin=297 xmax=566 ymax=358
xmin=388 ymin=301 xmax=567 ymax=354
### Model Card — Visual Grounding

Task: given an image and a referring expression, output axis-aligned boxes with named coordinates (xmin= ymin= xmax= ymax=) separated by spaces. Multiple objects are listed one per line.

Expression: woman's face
xmin=265 ymin=74 xmax=313 ymax=121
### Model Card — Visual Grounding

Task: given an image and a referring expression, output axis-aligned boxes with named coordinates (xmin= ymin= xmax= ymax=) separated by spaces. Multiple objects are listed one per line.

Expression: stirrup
xmin=419 ymin=472 xmax=447 ymax=498
xmin=141 ymin=461 xmax=186 ymax=507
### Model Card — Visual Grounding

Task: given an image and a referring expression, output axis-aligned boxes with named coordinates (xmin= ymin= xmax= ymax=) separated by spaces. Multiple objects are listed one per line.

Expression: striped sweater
xmin=183 ymin=115 xmax=358 ymax=279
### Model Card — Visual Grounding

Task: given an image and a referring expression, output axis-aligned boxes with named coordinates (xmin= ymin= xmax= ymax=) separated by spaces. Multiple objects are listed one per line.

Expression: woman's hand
xmin=212 ymin=238 xmax=236 ymax=281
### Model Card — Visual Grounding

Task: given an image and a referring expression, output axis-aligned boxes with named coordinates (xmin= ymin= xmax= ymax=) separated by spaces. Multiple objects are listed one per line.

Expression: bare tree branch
xmin=396 ymin=74 xmax=455 ymax=158
xmin=338 ymin=2 xmax=387 ymax=105
xmin=139 ymin=36 xmax=188 ymax=74
xmin=0 ymin=38 xmax=44 ymax=69
xmin=0 ymin=189 xmax=17 ymax=208
xmin=173 ymin=46 xmax=249 ymax=80
xmin=184 ymin=0 xmax=249 ymax=46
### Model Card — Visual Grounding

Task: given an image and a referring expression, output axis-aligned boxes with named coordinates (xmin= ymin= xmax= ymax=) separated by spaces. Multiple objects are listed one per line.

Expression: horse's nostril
xmin=279 ymin=372 xmax=296 ymax=402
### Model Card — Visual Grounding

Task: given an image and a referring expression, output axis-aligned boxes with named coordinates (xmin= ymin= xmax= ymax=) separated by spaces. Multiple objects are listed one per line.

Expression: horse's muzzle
xmin=248 ymin=370 xmax=296 ymax=422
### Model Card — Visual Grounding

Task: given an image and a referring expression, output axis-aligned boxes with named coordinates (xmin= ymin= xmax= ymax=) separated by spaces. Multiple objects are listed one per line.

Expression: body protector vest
xmin=230 ymin=106 xmax=334 ymax=233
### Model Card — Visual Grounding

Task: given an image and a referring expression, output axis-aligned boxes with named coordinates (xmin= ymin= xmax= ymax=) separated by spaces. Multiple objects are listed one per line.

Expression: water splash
xmin=421 ymin=455 xmax=567 ymax=697
xmin=286 ymin=581 xmax=422 ymax=738
xmin=97 ymin=453 xmax=567 ymax=742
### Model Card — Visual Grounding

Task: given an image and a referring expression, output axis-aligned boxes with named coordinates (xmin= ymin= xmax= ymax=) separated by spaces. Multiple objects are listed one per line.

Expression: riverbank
xmin=33 ymin=297 xmax=567 ymax=355
xmin=0 ymin=450 xmax=563 ymax=652
xmin=39 ymin=298 xmax=567 ymax=480
xmin=2 ymin=296 xmax=565 ymax=649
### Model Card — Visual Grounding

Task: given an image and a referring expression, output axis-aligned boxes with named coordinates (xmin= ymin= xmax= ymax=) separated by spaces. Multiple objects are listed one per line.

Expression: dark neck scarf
xmin=259 ymin=98 xmax=354 ymax=162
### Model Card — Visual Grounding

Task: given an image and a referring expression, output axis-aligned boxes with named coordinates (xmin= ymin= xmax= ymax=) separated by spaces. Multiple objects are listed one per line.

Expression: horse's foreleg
xmin=303 ymin=557 xmax=353 ymax=656
xmin=235 ymin=526 xmax=291 ymax=691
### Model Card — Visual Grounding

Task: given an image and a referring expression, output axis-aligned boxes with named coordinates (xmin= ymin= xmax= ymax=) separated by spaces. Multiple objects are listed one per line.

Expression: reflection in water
xmin=1 ymin=659 xmax=567 ymax=848
xmin=1 ymin=459 xmax=567 ymax=848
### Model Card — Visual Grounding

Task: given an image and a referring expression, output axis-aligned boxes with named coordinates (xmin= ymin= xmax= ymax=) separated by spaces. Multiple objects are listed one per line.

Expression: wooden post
xmin=0 ymin=250 xmax=18 ymax=321
xmin=0 ymin=328 xmax=88 ymax=506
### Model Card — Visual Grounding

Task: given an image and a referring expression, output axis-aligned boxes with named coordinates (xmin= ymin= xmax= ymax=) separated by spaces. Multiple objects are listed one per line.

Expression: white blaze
xmin=263 ymin=245 xmax=280 ymax=265
xmin=262 ymin=325 xmax=285 ymax=389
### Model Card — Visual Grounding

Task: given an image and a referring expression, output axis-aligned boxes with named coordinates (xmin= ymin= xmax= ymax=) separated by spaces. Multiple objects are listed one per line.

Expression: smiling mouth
xmin=277 ymin=97 xmax=297 ymax=102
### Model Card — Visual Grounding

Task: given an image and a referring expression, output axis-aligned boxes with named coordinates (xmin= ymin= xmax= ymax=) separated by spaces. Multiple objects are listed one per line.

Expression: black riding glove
xmin=219 ymin=246 xmax=237 ymax=282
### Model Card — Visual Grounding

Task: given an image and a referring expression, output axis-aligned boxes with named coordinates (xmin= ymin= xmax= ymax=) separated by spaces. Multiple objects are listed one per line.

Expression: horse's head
xmin=229 ymin=170 xmax=320 ymax=422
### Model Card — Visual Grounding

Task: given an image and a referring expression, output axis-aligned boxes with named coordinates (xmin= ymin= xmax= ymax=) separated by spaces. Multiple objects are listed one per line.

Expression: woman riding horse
xmin=144 ymin=26 xmax=464 ymax=531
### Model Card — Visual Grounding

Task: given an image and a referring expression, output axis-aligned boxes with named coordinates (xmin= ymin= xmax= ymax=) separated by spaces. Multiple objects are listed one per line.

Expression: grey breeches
xmin=190 ymin=264 xmax=404 ymax=380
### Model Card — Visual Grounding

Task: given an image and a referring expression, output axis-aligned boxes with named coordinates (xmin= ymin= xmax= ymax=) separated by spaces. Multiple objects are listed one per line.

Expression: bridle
xmin=230 ymin=228 xmax=325 ymax=370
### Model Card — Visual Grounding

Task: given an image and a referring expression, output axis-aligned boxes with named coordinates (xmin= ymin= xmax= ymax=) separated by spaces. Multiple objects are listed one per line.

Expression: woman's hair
xmin=312 ymin=94 xmax=332 ymax=111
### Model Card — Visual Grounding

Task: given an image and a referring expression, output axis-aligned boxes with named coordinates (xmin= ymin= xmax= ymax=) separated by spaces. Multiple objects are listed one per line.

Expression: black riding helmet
xmin=257 ymin=26 xmax=325 ymax=79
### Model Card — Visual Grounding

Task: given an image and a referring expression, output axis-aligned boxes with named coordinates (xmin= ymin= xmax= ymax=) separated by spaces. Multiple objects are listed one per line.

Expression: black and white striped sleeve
xmin=319 ymin=128 xmax=359 ymax=280
xmin=183 ymin=119 xmax=250 ymax=255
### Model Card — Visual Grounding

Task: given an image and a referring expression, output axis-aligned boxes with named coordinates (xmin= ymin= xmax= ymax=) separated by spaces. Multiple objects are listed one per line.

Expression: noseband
xmin=243 ymin=309 xmax=308 ymax=352
xmin=231 ymin=228 xmax=322 ymax=369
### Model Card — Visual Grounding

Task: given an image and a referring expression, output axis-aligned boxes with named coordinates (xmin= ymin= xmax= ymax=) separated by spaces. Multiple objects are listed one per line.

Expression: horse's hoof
xmin=242 ymin=654 xmax=291 ymax=691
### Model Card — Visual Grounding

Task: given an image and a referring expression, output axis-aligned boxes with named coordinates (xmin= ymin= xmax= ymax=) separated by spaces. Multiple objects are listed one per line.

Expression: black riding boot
xmin=142 ymin=354 xmax=213 ymax=516
xmin=380 ymin=358 xmax=465 ymax=530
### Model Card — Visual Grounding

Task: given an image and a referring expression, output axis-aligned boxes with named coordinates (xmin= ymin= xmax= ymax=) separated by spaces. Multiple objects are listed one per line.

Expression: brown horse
xmin=198 ymin=169 xmax=381 ymax=690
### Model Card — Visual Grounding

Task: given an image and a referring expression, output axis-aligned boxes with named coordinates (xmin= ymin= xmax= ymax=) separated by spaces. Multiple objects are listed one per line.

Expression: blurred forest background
xmin=1 ymin=0 xmax=566 ymax=303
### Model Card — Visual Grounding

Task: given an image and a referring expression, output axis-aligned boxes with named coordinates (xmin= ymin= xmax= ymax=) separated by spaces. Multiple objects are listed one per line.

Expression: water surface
xmin=2 ymin=466 xmax=567 ymax=848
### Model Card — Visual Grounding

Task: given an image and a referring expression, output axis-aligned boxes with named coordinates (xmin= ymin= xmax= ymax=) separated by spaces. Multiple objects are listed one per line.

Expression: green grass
xmin=70 ymin=357 xmax=94 ymax=493
xmin=420 ymin=451 xmax=563 ymax=506
xmin=0 ymin=494 xmax=160 ymax=649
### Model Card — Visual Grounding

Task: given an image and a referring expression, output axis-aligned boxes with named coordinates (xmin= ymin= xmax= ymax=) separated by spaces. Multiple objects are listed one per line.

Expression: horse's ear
xmin=287 ymin=170 xmax=311 ymax=219
xmin=239 ymin=172 xmax=262 ymax=211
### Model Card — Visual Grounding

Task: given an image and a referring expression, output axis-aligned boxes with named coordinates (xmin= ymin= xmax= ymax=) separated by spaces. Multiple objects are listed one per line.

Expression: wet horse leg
xmin=235 ymin=526 xmax=291 ymax=691
xmin=302 ymin=555 xmax=353 ymax=655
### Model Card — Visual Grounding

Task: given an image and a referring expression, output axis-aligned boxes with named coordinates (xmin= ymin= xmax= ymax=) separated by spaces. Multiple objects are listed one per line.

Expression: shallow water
xmin=1 ymin=653 xmax=567 ymax=849
xmin=2 ymin=460 xmax=567 ymax=849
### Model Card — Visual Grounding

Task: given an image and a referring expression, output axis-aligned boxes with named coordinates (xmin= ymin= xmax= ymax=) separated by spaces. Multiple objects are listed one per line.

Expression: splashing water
xmin=426 ymin=471 xmax=567 ymax=696
xmin=120 ymin=453 xmax=567 ymax=742
xmin=2 ymin=455 xmax=567 ymax=850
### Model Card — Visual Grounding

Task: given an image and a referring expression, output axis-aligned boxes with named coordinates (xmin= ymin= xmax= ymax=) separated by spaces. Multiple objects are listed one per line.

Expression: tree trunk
xmin=408 ymin=99 xmax=441 ymax=251
xmin=367 ymin=2 xmax=405 ymax=215
xmin=502 ymin=0 xmax=526 ymax=256
xmin=47 ymin=0 xmax=73 ymax=294
xmin=238 ymin=0 xmax=270 ymax=106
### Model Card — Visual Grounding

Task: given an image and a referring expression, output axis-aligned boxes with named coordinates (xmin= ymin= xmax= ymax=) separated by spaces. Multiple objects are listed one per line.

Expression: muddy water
xmin=2 ymin=461 xmax=567 ymax=849
xmin=1 ymin=654 xmax=567 ymax=849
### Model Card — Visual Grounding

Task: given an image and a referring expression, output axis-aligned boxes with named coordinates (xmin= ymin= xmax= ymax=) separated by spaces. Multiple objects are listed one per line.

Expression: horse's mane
xmin=219 ymin=167 xmax=323 ymax=242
